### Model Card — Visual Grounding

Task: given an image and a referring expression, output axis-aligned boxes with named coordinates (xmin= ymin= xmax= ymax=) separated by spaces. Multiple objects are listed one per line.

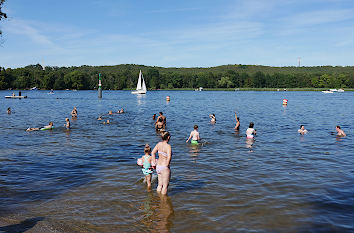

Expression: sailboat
xmin=132 ymin=70 xmax=147 ymax=94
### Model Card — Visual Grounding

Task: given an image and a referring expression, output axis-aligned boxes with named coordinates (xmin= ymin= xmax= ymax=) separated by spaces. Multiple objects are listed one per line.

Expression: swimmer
xmin=12 ymin=93 xmax=15 ymax=97
xmin=151 ymin=131 xmax=172 ymax=195
xmin=234 ymin=112 xmax=240 ymax=130
xmin=246 ymin=122 xmax=256 ymax=139
xmin=156 ymin=112 xmax=166 ymax=127
xmin=103 ymin=120 xmax=110 ymax=125
xmin=26 ymin=122 xmax=53 ymax=131
xmin=64 ymin=118 xmax=70 ymax=129
xmin=155 ymin=117 xmax=165 ymax=132
xmin=108 ymin=110 xmax=113 ymax=115
xmin=7 ymin=107 xmax=11 ymax=114
xmin=186 ymin=125 xmax=200 ymax=144
xmin=139 ymin=144 xmax=153 ymax=188
xmin=71 ymin=107 xmax=78 ymax=118
xmin=298 ymin=125 xmax=308 ymax=135
xmin=153 ymin=114 xmax=156 ymax=121
xmin=97 ymin=116 xmax=103 ymax=120
xmin=336 ymin=125 xmax=346 ymax=137
xmin=119 ymin=108 xmax=124 ymax=113
xmin=209 ymin=114 xmax=216 ymax=123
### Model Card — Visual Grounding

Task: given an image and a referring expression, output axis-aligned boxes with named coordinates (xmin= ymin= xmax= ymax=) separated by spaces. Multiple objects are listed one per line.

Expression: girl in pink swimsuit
xmin=151 ymin=131 xmax=172 ymax=195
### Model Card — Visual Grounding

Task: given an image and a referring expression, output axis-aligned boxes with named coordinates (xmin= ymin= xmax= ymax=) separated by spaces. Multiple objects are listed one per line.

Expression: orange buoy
xmin=282 ymin=99 xmax=288 ymax=105
xmin=166 ymin=96 xmax=170 ymax=101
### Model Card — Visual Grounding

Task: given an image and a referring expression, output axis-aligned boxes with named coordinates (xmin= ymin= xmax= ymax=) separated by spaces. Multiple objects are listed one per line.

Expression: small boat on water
xmin=132 ymin=70 xmax=147 ymax=94
xmin=322 ymin=90 xmax=334 ymax=93
xmin=5 ymin=95 xmax=27 ymax=99
xmin=337 ymin=89 xmax=344 ymax=92
xmin=48 ymin=89 xmax=54 ymax=94
xmin=31 ymin=87 xmax=38 ymax=90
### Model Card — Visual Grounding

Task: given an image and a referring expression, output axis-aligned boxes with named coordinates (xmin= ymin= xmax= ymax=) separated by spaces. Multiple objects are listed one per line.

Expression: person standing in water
xmin=336 ymin=125 xmax=346 ymax=137
xmin=139 ymin=144 xmax=153 ymax=188
xmin=186 ymin=125 xmax=200 ymax=144
xmin=156 ymin=112 xmax=166 ymax=127
xmin=151 ymin=131 xmax=172 ymax=195
xmin=71 ymin=107 xmax=78 ymax=118
xmin=64 ymin=118 xmax=71 ymax=129
xmin=155 ymin=117 xmax=165 ymax=132
xmin=234 ymin=112 xmax=240 ymax=130
xmin=7 ymin=107 xmax=11 ymax=114
xmin=298 ymin=125 xmax=308 ymax=135
xmin=246 ymin=122 xmax=256 ymax=139
xmin=209 ymin=114 xmax=216 ymax=124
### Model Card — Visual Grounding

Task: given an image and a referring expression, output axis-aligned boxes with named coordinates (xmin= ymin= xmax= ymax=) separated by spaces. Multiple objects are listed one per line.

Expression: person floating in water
xmin=336 ymin=125 xmax=346 ymax=137
xmin=7 ymin=107 xmax=11 ymax=114
xmin=156 ymin=112 xmax=166 ymax=127
xmin=71 ymin=107 xmax=78 ymax=118
xmin=26 ymin=122 xmax=54 ymax=131
xmin=186 ymin=125 xmax=200 ymax=145
xmin=246 ymin=122 xmax=256 ymax=139
xmin=155 ymin=117 xmax=165 ymax=132
xmin=119 ymin=108 xmax=124 ymax=113
xmin=151 ymin=131 xmax=172 ymax=195
xmin=108 ymin=110 xmax=113 ymax=115
xmin=209 ymin=114 xmax=216 ymax=124
xmin=234 ymin=112 xmax=240 ymax=130
xmin=139 ymin=144 xmax=154 ymax=188
xmin=97 ymin=116 xmax=103 ymax=120
xmin=64 ymin=118 xmax=71 ymax=129
xmin=298 ymin=125 xmax=308 ymax=135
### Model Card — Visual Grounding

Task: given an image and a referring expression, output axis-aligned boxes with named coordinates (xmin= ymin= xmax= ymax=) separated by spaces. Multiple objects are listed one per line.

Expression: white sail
xmin=142 ymin=75 xmax=147 ymax=92
xmin=136 ymin=70 xmax=142 ymax=90
xmin=132 ymin=70 xmax=147 ymax=94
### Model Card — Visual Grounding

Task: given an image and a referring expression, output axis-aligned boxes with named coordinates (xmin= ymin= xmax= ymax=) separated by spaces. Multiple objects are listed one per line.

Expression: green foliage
xmin=0 ymin=64 xmax=354 ymax=90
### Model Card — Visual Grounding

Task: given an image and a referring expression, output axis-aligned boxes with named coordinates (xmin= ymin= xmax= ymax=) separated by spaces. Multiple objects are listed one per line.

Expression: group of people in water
xmin=137 ymin=110 xmax=347 ymax=195
xmin=5 ymin=104 xmax=347 ymax=196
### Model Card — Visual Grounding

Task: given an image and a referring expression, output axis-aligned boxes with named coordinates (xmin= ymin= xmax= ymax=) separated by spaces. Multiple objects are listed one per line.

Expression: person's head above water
xmin=159 ymin=112 xmax=163 ymax=115
xmin=65 ymin=118 xmax=69 ymax=122
xmin=194 ymin=125 xmax=198 ymax=130
xmin=300 ymin=125 xmax=304 ymax=129
xmin=161 ymin=131 xmax=170 ymax=141
xmin=249 ymin=122 xmax=254 ymax=128
xmin=49 ymin=122 xmax=53 ymax=126
xmin=144 ymin=144 xmax=151 ymax=154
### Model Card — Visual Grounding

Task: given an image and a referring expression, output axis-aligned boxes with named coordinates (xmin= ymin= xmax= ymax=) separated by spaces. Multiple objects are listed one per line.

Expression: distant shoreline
xmin=3 ymin=88 xmax=354 ymax=91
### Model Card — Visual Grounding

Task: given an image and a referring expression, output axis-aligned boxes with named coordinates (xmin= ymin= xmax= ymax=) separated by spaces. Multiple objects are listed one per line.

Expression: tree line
xmin=1 ymin=64 xmax=354 ymax=90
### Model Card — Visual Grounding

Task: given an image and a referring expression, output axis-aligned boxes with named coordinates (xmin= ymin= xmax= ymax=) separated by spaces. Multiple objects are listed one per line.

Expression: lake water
xmin=0 ymin=90 xmax=353 ymax=232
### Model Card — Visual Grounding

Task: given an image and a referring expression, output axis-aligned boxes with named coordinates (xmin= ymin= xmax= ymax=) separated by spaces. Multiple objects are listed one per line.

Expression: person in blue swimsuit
xmin=139 ymin=144 xmax=153 ymax=188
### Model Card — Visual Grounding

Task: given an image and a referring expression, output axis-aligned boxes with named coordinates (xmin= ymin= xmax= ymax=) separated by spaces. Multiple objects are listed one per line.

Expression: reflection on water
xmin=0 ymin=90 xmax=353 ymax=232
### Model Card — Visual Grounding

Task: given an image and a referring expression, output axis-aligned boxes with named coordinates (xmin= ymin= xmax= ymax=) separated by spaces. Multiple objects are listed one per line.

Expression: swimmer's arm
xmin=234 ymin=112 xmax=239 ymax=122
xmin=151 ymin=144 xmax=158 ymax=162
xmin=166 ymin=146 xmax=172 ymax=165
xmin=186 ymin=132 xmax=192 ymax=142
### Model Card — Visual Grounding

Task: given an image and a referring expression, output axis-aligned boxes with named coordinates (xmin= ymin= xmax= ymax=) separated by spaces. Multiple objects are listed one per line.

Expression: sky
xmin=1 ymin=0 xmax=354 ymax=68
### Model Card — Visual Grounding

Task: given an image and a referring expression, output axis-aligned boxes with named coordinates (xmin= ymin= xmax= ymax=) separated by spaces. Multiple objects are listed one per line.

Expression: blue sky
xmin=1 ymin=0 xmax=354 ymax=68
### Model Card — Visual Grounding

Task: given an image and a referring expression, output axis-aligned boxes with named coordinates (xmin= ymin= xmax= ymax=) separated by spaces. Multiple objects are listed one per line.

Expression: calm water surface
xmin=0 ymin=90 xmax=353 ymax=232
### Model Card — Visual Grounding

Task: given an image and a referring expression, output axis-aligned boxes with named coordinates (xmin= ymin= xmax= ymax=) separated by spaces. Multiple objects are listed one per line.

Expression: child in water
xmin=209 ymin=114 xmax=216 ymax=123
xmin=186 ymin=125 xmax=200 ymax=144
xmin=246 ymin=122 xmax=256 ymax=139
xmin=64 ymin=118 xmax=71 ymax=129
xmin=139 ymin=144 xmax=153 ymax=188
